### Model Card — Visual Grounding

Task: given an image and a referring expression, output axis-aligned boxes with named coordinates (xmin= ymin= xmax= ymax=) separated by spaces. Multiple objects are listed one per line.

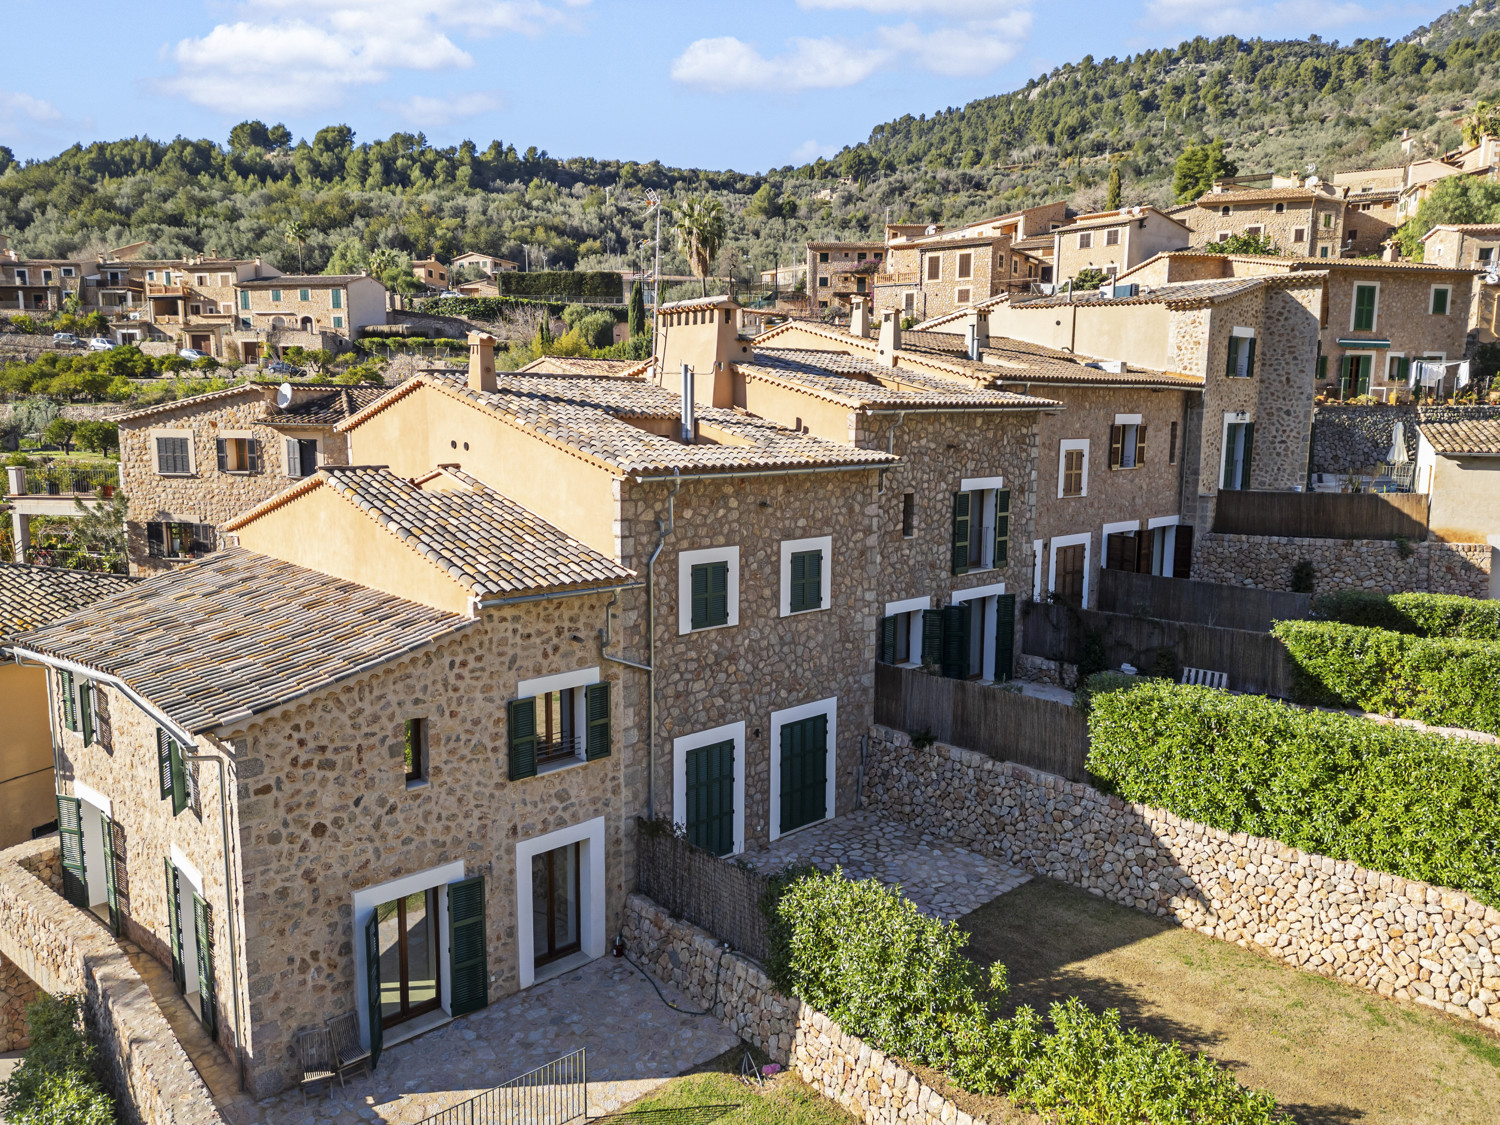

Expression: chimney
xmin=876 ymin=308 xmax=901 ymax=368
xmin=964 ymin=308 xmax=987 ymax=361
xmin=681 ymin=363 xmax=696 ymax=443
xmin=467 ymin=331 xmax=496 ymax=392
xmin=850 ymin=295 xmax=871 ymax=338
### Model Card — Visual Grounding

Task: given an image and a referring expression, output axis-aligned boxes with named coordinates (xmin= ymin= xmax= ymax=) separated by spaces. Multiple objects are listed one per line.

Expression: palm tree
xmin=674 ymin=196 xmax=726 ymax=297
xmin=1462 ymin=102 xmax=1500 ymax=147
xmin=285 ymin=219 xmax=308 ymax=272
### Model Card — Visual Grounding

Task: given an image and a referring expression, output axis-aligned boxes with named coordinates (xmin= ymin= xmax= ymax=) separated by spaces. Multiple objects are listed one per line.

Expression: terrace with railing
xmin=6 ymin=463 xmax=119 ymax=498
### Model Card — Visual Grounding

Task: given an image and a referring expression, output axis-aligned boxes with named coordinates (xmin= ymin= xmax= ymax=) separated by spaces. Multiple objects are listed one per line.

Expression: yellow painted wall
xmin=234 ymin=485 xmax=473 ymax=614
xmin=345 ymin=384 xmax=621 ymax=557
xmin=1429 ymin=456 xmax=1500 ymax=543
xmin=739 ymin=377 xmax=854 ymax=443
xmin=1072 ymin=304 xmax=1173 ymax=371
xmin=0 ymin=663 xmax=54 ymax=848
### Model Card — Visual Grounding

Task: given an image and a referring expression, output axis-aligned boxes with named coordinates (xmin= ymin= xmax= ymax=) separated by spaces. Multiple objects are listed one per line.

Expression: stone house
xmin=4 ymin=463 xmax=643 ymax=1098
xmin=338 ymin=323 xmax=893 ymax=870
xmin=0 ymin=564 xmax=136 ymax=848
xmin=1178 ymin=182 xmax=1397 ymax=259
xmin=230 ymin=275 xmax=389 ymax=359
xmin=113 ymin=383 xmax=387 ymax=574
xmin=1421 ymin=224 xmax=1500 ymax=344
xmin=1414 ymin=417 xmax=1500 ymax=558
xmin=411 ymin=259 xmax=449 ymax=290
xmin=805 ymin=241 xmax=884 ymax=314
xmin=1051 ymin=207 xmax=1191 ymax=289
xmin=0 ymin=250 xmax=90 ymax=313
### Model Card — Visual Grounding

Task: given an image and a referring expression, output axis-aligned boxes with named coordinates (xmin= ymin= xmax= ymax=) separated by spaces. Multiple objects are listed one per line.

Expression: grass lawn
xmin=594 ymin=1045 xmax=857 ymax=1125
xmin=953 ymin=878 xmax=1500 ymax=1125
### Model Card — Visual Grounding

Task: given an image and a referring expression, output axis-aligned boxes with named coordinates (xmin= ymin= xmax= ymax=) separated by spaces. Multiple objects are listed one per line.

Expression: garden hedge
xmin=1311 ymin=590 xmax=1500 ymax=642
xmin=0 ymin=994 xmax=114 ymax=1125
xmin=1272 ymin=619 xmax=1500 ymax=735
xmin=418 ymin=295 xmax=626 ymax=321
xmin=1088 ymin=680 xmax=1500 ymax=908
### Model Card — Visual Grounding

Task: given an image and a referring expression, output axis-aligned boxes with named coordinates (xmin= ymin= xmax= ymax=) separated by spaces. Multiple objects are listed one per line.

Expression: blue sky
xmin=1 ymin=0 xmax=1458 ymax=172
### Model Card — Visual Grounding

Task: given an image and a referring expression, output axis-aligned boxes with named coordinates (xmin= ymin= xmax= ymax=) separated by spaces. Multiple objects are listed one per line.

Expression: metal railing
xmin=536 ymin=734 xmax=585 ymax=769
xmin=416 ymin=1049 xmax=586 ymax=1125
xmin=18 ymin=464 xmax=118 ymax=496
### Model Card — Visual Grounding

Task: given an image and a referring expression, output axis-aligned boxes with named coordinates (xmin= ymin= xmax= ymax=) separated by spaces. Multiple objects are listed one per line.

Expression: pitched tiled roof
xmin=1066 ymin=208 xmax=1189 ymax=232
xmin=898 ymin=334 xmax=1203 ymax=389
xmin=269 ymin=386 xmax=389 ymax=426
xmin=342 ymin=371 xmax=897 ymax=478
xmin=112 ymin=385 xmax=265 ymax=424
xmin=0 ymin=565 xmax=138 ymax=636
xmin=657 ymin=294 xmax=737 ymax=312
xmin=1194 ymin=187 xmax=1333 ymax=205
xmin=1424 ymin=224 xmax=1500 ymax=237
xmin=4 ymin=550 xmax=471 ymax=733
xmin=740 ymin=349 xmax=1051 ymax=409
xmin=516 ymin=357 xmax=642 ymax=377
xmin=1418 ymin=418 xmax=1500 ymax=456
xmin=1011 ymin=276 xmax=1268 ymax=309
xmin=237 ymin=274 xmax=373 ymax=288
xmin=297 ymin=465 xmax=636 ymax=598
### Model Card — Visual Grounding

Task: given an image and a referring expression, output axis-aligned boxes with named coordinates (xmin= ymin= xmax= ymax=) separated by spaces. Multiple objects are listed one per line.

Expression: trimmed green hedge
xmin=1273 ymin=619 xmax=1500 ymax=735
xmin=767 ymin=869 xmax=1289 ymax=1124
xmin=1312 ymin=591 xmax=1500 ymax=641
xmin=1088 ymin=681 xmax=1500 ymax=907
xmin=418 ymin=295 xmax=626 ymax=321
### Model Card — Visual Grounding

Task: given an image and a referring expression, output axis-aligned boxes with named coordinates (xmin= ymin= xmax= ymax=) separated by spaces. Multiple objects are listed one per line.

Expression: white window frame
xmin=1058 ymin=438 xmax=1089 ymax=498
xmin=1147 ymin=514 xmax=1181 ymax=577
xmin=284 ymin=435 xmax=320 ymax=477
xmin=955 ymin=287 xmax=972 ymax=305
xmin=678 ymin=546 xmax=740 ymax=634
xmin=672 ymin=721 xmax=746 ymax=858
xmin=1429 ymin=284 xmax=1452 ymax=316
xmin=1385 ymin=352 xmax=1406 ymax=384
xmin=151 ymin=429 xmax=196 ymax=476
xmin=956 ymin=252 xmax=973 ymax=280
xmin=779 ymin=536 xmax=832 ymax=617
xmin=515 ymin=816 xmax=607 ymax=988
xmin=1104 ymin=228 xmax=1120 ymax=246
xmin=1047 ymin=532 xmax=1092 ymax=608
xmin=884 ymin=595 xmax=930 ymax=667
xmin=1077 ymin=231 xmax=1093 ymax=249
xmin=516 ymin=666 xmax=599 ymax=773
xmin=768 ymin=696 xmax=838 ymax=841
xmin=1220 ymin=411 xmax=1252 ymax=490
xmin=951 ymin=581 xmax=1006 ymax=682
xmin=1032 ymin=540 xmax=1043 ymax=600
xmin=1349 ymin=281 xmax=1380 ymax=332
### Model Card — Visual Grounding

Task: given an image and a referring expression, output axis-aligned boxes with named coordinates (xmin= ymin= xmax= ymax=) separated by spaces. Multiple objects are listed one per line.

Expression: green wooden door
xmin=365 ymin=913 xmax=383 ymax=1069
xmin=448 ymin=876 xmax=488 ymax=1017
xmin=779 ymin=715 xmax=828 ymax=835
xmin=56 ymin=796 xmax=87 ymax=909
xmin=685 ymin=739 xmax=735 ymax=856
xmin=192 ymin=893 xmax=217 ymax=1040
xmin=994 ymin=594 xmax=1016 ymax=683
xmin=101 ymin=813 xmax=119 ymax=935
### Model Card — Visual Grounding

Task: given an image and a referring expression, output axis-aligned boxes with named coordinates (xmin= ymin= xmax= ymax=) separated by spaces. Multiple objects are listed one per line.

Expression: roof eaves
xmin=113 ymin=384 xmax=265 ymax=425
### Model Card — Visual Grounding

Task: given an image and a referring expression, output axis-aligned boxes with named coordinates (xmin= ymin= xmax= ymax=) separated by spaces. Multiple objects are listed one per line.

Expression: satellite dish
xmin=1485 ymin=267 xmax=1500 ymax=286
xmin=276 ymin=382 xmax=293 ymax=408
xmin=925 ymin=224 xmax=938 ymax=235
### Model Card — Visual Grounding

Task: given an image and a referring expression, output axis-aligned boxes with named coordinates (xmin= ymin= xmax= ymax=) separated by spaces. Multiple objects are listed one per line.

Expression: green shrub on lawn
xmin=1087 ymin=680 xmax=1500 ymax=907
xmin=1272 ymin=619 xmax=1500 ymax=735
xmin=1312 ymin=591 xmax=1500 ymax=642
xmin=0 ymin=994 xmax=114 ymax=1125
xmin=767 ymin=868 xmax=1290 ymax=1124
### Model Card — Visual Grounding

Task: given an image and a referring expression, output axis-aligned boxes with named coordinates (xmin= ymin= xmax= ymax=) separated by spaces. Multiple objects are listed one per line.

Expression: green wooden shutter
xmin=950 ymin=492 xmax=971 ymax=575
xmin=1339 ymin=355 xmax=1352 ymax=397
xmin=364 ymin=913 xmax=383 ymax=1069
xmin=215 ymin=438 xmax=228 ymax=472
xmin=941 ymin=604 xmax=970 ymax=679
xmin=1224 ymin=336 xmax=1239 ymax=379
xmin=584 ymin=682 xmax=610 ymax=760
xmin=1109 ymin=424 xmax=1123 ymax=468
xmin=690 ymin=562 xmax=708 ymax=628
xmin=193 ymin=893 xmax=217 ymax=1039
xmin=1244 ymin=337 xmax=1257 ymax=378
xmin=1354 ymin=285 xmax=1377 ymax=331
xmin=57 ymin=795 xmax=87 ymax=908
xmin=686 ymin=740 xmax=736 ymax=856
xmin=1242 ymin=423 xmax=1255 ymax=489
xmin=1433 ymin=287 xmax=1449 ymax=315
xmin=507 ymin=698 xmax=537 ymax=780
xmin=246 ymin=439 xmax=260 ymax=474
xmin=79 ymin=682 xmax=94 ymax=746
xmin=1316 ymin=355 xmax=1327 ymax=381
xmin=879 ymin=615 xmax=898 ymax=664
xmin=60 ymin=671 xmax=77 ymax=732
xmin=993 ymin=490 xmax=1010 ymax=567
xmin=790 ymin=550 xmax=822 ymax=612
xmin=165 ymin=861 xmax=184 ymax=991
xmin=708 ymin=562 xmax=728 ymax=625
xmin=780 ymin=716 xmax=827 ymax=835
xmin=101 ymin=812 xmax=119 ymax=934
xmin=1222 ymin=426 xmax=1236 ymax=489
xmin=789 ymin=551 xmax=807 ymax=612
xmin=994 ymin=594 xmax=1016 ymax=683
xmin=170 ymin=739 xmax=188 ymax=816
xmin=157 ymin=729 xmax=174 ymax=800
xmin=922 ymin=609 xmax=945 ymax=667
xmin=448 ymin=876 xmax=488 ymax=1017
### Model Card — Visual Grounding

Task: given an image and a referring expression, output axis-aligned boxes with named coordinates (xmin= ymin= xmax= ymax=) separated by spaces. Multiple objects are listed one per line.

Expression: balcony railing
xmin=13 ymin=464 xmax=119 ymax=497
xmin=535 ymin=734 xmax=584 ymax=769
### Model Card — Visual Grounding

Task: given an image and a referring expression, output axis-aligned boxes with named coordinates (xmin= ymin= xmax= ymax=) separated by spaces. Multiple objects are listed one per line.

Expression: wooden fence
xmin=873 ymin=662 xmax=1090 ymax=780
xmin=1212 ymin=489 xmax=1429 ymax=541
xmin=1095 ymin=569 xmax=1311 ymax=633
xmin=1021 ymin=602 xmax=1295 ymax=698
xmin=635 ymin=824 xmax=772 ymax=962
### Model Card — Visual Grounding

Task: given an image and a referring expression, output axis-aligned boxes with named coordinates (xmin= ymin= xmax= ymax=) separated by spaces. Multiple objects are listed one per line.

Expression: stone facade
xmin=1179 ymin=191 xmax=1364 ymax=258
xmin=806 ymin=243 xmax=885 ymax=315
xmin=881 ymin=238 xmax=1038 ymax=323
xmin=863 ymin=728 xmax=1500 ymax=1034
xmin=0 ymin=838 xmax=226 ymax=1125
xmin=1192 ymin=532 xmax=1493 ymax=598
xmin=0 ymin=950 xmax=40 ymax=1050
xmin=621 ymin=893 xmax=984 ymax=1125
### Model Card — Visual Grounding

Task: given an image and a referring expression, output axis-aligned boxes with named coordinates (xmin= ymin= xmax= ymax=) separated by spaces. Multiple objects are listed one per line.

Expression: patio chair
xmin=295 ymin=1026 xmax=336 ymax=1102
xmin=325 ymin=1011 xmax=371 ymax=1086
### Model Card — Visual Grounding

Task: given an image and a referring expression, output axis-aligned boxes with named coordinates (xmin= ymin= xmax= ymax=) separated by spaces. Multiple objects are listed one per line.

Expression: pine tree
xmin=629 ymin=281 xmax=646 ymax=337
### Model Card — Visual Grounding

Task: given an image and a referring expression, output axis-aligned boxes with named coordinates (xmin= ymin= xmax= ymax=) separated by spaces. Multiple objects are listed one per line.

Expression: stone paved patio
xmin=739 ymin=810 xmax=1030 ymax=920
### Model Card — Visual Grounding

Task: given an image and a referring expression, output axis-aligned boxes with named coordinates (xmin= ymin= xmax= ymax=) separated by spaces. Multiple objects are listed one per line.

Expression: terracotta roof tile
xmin=740 ymin=348 xmax=1051 ymax=409
xmin=1418 ymin=418 xmax=1500 ymax=456
xmin=269 ymin=386 xmax=389 ymax=426
xmin=0 ymin=564 xmax=138 ymax=636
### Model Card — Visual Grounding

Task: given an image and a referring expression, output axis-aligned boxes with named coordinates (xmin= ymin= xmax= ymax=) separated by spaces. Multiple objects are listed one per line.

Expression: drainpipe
xmin=182 ymin=748 xmax=246 ymax=1093
xmin=876 ymin=411 xmax=906 ymax=495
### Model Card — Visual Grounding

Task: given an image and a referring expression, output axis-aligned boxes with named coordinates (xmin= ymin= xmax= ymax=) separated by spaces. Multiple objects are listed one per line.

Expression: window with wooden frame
xmin=1430 ymin=286 xmax=1451 ymax=315
xmin=1105 ymin=228 xmax=1120 ymax=246
xmin=1293 ymin=227 xmax=1307 ymax=243
xmin=1077 ymin=231 xmax=1093 ymax=249
xmin=788 ymin=551 xmax=823 ymax=613
xmin=215 ymin=436 xmax=260 ymax=473
xmin=403 ymin=718 xmax=427 ymax=785
xmin=956 ymin=252 xmax=973 ymax=279
xmin=1108 ymin=422 xmax=1147 ymax=469
xmin=1352 ymin=284 xmax=1378 ymax=331
xmin=154 ymin=435 xmax=193 ymax=475
xmin=1226 ymin=332 xmax=1257 ymax=378
xmin=146 ymin=522 xmax=215 ymax=560
xmin=950 ymin=487 xmax=1009 ymax=575
xmin=926 ymin=256 xmax=941 ymax=281
xmin=1059 ymin=441 xmax=1088 ymax=498
xmin=507 ymin=682 xmax=610 ymax=780
xmin=956 ymin=288 xmax=972 ymax=305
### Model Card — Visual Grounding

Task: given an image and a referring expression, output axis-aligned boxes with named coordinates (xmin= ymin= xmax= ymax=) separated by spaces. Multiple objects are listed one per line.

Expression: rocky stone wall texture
xmin=1193 ymin=532 xmax=1492 ymax=597
xmin=1311 ymin=404 xmax=1416 ymax=473
xmin=0 ymin=951 xmax=41 ymax=1050
xmin=621 ymin=893 xmax=985 ymax=1125
xmin=863 ymin=727 xmax=1500 ymax=1034
xmin=0 ymin=837 xmax=225 ymax=1125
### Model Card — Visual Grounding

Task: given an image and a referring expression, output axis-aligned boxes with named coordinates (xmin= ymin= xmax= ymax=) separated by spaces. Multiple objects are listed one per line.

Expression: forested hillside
xmin=3 ymin=2 xmax=1500 ymax=289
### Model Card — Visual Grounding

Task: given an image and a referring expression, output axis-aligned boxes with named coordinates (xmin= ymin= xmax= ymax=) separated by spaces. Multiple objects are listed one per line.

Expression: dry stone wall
xmin=0 ymin=951 xmax=41 ymax=1050
xmin=863 ymin=727 xmax=1500 ymax=1033
xmin=621 ymin=893 xmax=986 ymax=1125
xmin=1193 ymin=532 xmax=1492 ymax=597
xmin=0 ymin=837 xmax=225 ymax=1125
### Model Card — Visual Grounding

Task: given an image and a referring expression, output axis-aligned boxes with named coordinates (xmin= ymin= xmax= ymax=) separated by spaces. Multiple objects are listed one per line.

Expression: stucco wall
xmin=1429 ymin=456 xmax=1500 ymax=544
xmin=0 ymin=662 xmax=54 ymax=848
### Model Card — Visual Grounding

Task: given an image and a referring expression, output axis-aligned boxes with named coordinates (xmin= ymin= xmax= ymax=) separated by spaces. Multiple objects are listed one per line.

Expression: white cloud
xmin=0 ymin=90 xmax=63 ymax=131
xmin=155 ymin=1 xmax=588 ymax=114
xmin=670 ymin=36 xmax=885 ymax=93
xmin=791 ymin=138 xmax=840 ymax=162
xmin=879 ymin=10 xmax=1031 ymax=77
xmin=393 ymin=90 xmax=505 ymax=126
xmin=1145 ymin=0 xmax=1384 ymax=35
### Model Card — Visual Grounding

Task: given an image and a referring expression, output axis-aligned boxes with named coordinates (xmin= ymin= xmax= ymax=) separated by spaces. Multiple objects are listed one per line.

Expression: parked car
xmin=265 ymin=359 xmax=301 ymax=375
xmin=87 ymin=337 xmax=115 ymax=351
xmin=178 ymin=348 xmax=205 ymax=361
xmin=52 ymin=333 xmax=83 ymax=347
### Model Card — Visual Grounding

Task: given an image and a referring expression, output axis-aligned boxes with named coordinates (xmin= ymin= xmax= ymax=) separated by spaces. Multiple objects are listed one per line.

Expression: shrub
xmin=1088 ymin=680 xmax=1500 ymax=907
xmin=1073 ymin=670 xmax=1137 ymax=715
xmin=0 ymin=994 xmax=114 ymax=1125
xmin=1273 ymin=619 xmax=1500 ymax=734
xmin=1289 ymin=559 xmax=1315 ymax=593
xmin=1312 ymin=591 xmax=1500 ymax=642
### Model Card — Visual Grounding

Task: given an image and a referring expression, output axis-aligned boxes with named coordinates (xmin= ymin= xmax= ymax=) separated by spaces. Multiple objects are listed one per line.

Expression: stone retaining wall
xmin=0 ymin=837 xmax=225 ymax=1125
xmin=1193 ymin=532 xmax=1492 ymax=598
xmin=0 ymin=952 xmax=41 ymax=1050
xmin=863 ymin=727 xmax=1500 ymax=1034
xmin=621 ymin=893 xmax=985 ymax=1125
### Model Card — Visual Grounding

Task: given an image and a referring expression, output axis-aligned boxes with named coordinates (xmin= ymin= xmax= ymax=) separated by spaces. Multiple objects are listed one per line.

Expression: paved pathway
xmin=739 ymin=810 xmax=1029 ymax=920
